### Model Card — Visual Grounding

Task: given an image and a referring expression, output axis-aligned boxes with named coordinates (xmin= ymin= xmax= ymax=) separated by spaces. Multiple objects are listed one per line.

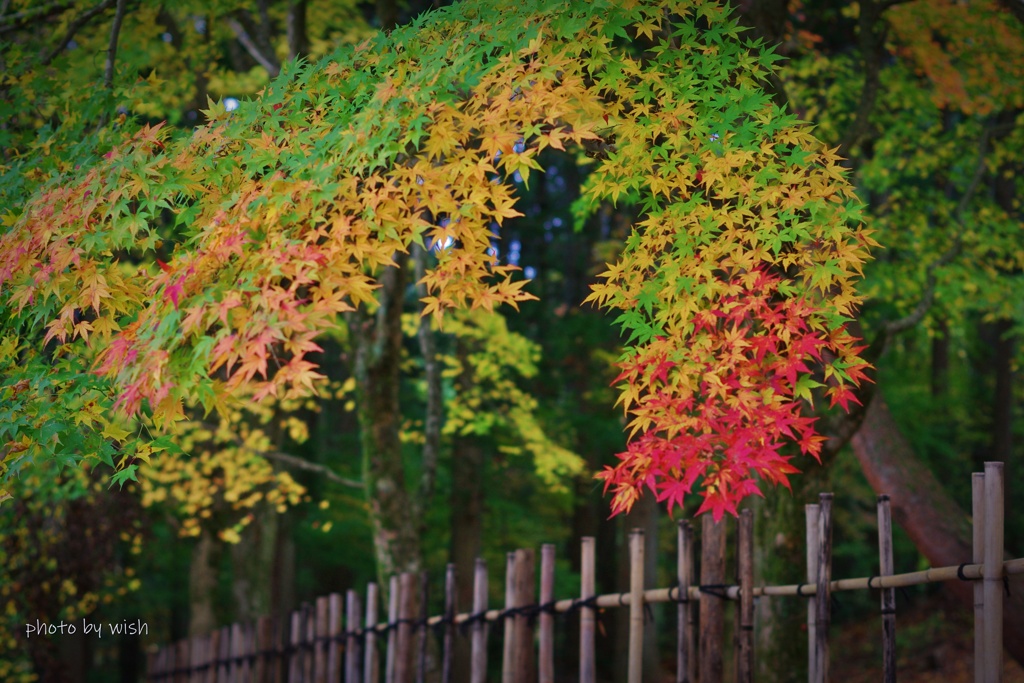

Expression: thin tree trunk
xmin=449 ymin=433 xmax=485 ymax=681
xmin=992 ymin=319 xmax=1013 ymax=523
xmin=189 ymin=530 xmax=218 ymax=637
xmin=231 ymin=501 xmax=279 ymax=622
xmin=286 ymin=0 xmax=308 ymax=60
xmin=851 ymin=392 xmax=1024 ymax=664
xmin=351 ymin=255 xmax=423 ymax=581
xmin=931 ymin=318 xmax=949 ymax=399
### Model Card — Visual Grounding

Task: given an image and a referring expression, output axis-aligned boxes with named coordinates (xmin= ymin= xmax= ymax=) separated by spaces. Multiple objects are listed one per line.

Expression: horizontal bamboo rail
xmin=409 ymin=558 xmax=1024 ymax=624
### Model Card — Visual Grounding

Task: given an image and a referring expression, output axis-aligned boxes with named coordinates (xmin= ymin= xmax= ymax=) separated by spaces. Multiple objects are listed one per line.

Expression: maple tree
xmin=0 ymin=0 xmax=874 ymax=528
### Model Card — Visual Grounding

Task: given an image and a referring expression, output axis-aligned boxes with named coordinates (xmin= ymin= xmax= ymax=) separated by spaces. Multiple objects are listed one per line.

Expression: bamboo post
xmin=805 ymin=503 xmax=819 ymax=683
xmin=158 ymin=645 xmax=167 ymax=682
xmin=539 ymin=544 xmax=556 ymax=683
xmin=305 ymin=605 xmax=317 ymax=682
xmin=218 ymin=626 xmax=232 ymax=683
xmin=677 ymin=521 xmax=694 ymax=683
xmin=395 ymin=572 xmax=417 ymax=683
xmin=628 ymin=529 xmax=646 ymax=683
xmin=289 ymin=611 xmax=303 ymax=683
xmin=189 ymin=635 xmax=202 ymax=683
xmin=416 ymin=572 xmax=429 ymax=683
xmin=244 ymin=622 xmax=256 ymax=682
xmin=365 ymin=583 xmax=381 ymax=683
xmin=700 ymin=515 xmax=726 ymax=683
xmin=513 ymin=547 xmax=536 ymax=683
xmin=175 ymin=639 xmax=190 ymax=683
xmin=815 ymin=494 xmax=834 ymax=683
xmin=442 ymin=564 xmax=456 ymax=683
xmin=736 ymin=509 xmax=754 ymax=683
xmin=348 ymin=590 xmax=364 ymax=683
xmin=329 ymin=594 xmax=343 ymax=683
xmin=983 ymin=462 xmax=1004 ymax=683
xmin=580 ymin=537 xmax=596 ymax=683
xmin=877 ymin=495 xmax=896 ymax=683
xmin=502 ymin=552 xmax=517 ymax=683
xmin=229 ymin=627 xmax=239 ymax=683
xmin=206 ymin=628 xmax=221 ymax=683
xmin=165 ymin=642 xmax=174 ymax=683
xmin=234 ymin=626 xmax=246 ymax=683
xmin=470 ymin=558 xmax=489 ymax=683
xmin=256 ymin=616 xmax=273 ymax=683
xmin=179 ymin=642 xmax=188 ymax=683
xmin=315 ymin=596 xmax=330 ymax=683
xmin=189 ymin=635 xmax=203 ymax=683
xmin=276 ymin=616 xmax=288 ymax=683
xmin=386 ymin=575 xmax=399 ymax=683
xmin=973 ymin=473 xmax=986 ymax=683
xmin=163 ymin=645 xmax=171 ymax=682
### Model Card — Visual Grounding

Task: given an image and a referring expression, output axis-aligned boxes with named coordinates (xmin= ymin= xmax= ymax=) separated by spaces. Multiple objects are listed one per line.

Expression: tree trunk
xmin=930 ymin=318 xmax=949 ymax=400
xmin=992 ymin=318 xmax=1014 ymax=539
xmin=351 ymin=257 xmax=423 ymax=582
xmin=851 ymin=392 xmax=1024 ymax=664
xmin=231 ymin=502 xmax=280 ymax=622
xmin=189 ymin=530 xmax=218 ymax=637
xmin=449 ymin=433 xmax=485 ymax=681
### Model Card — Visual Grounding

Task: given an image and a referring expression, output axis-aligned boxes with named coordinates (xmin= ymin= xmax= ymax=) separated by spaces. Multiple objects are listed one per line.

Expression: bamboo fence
xmin=147 ymin=462 xmax=1022 ymax=683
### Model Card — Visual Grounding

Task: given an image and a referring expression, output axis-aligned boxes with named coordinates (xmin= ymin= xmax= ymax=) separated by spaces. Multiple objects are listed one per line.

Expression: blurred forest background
xmin=0 ymin=0 xmax=1021 ymax=681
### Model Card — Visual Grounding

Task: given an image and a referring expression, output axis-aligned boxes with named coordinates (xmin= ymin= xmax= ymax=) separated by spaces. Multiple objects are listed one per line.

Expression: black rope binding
xmin=561 ymin=594 xmax=599 ymax=618
xmin=458 ymin=609 xmax=489 ymax=636
xmin=957 ymin=563 xmax=974 ymax=581
xmin=699 ymin=584 xmax=730 ymax=600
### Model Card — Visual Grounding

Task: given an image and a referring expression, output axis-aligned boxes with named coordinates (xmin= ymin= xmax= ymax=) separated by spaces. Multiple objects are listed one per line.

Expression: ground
xmin=830 ymin=593 xmax=1024 ymax=683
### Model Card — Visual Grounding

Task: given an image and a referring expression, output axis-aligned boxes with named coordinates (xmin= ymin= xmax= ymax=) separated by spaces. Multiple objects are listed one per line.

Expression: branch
xmin=882 ymin=120 xmax=999 ymax=337
xmin=837 ymin=0 xmax=889 ymax=157
xmin=733 ymin=0 xmax=791 ymax=108
xmin=878 ymin=0 xmax=915 ymax=10
xmin=824 ymin=118 xmax=1012 ymax=456
xmin=41 ymin=0 xmax=114 ymax=67
xmin=193 ymin=421 xmax=363 ymax=489
xmin=225 ymin=15 xmax=280 ymax=78
xmin=102 ymin=0 xmax=127 ymax=91
xmin=0 ymin=0 xmax=72 ymax=34
xmin=997 ymin=0 xmax=1024 ymax=25
xmin=260 ymin=449 xmax=364 ymax=489
xmin=881 ymin=239 xmax=961 ymax=336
